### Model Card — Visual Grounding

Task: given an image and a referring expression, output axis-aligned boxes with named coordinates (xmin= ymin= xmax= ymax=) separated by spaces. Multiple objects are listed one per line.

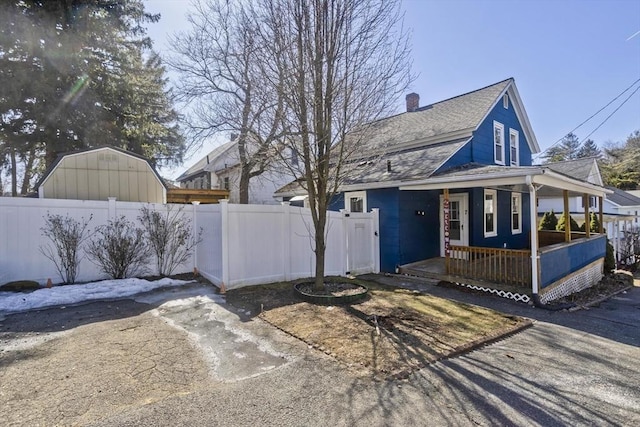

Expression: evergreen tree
xmin=556 ymin=212 xmax=580 ymax=232
xmin=577 ymin=139 xmax=602 ymax=159
xmin=538 ymin=210 xmax=558 ymax=231
xmin=600 ymin=130 xmax=640 ymax=190
xmin=0 ymin=0 xmax=184 ymax=193
xmin=543 ymin=132 xmax=581 ymax=163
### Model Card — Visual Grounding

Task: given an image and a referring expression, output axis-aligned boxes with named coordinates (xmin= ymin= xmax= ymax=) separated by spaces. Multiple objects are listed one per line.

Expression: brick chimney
xmin=406 ymin=93 xmax=419 ymax=112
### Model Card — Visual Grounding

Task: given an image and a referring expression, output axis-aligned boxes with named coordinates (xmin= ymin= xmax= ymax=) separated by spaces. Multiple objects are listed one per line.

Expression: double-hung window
xmin=511 ymin=193 xmax=522 ymax=234
xmin=484 ymin=189 xmax=497 ymax=237
xmin=509 ymin=129 xmax=519 ymax=166
xmin=494 ymin=121 xmax=505 ymax=165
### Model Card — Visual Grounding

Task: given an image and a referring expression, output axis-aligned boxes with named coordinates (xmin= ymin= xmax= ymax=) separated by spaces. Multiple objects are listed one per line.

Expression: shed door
xmin=440 ymin=193 xmax=469 ymax=257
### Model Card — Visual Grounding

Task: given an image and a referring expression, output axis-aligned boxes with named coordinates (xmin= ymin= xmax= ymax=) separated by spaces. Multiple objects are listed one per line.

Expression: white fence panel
xmin=1 ymin=198 xmax=108 ymax=284
xmin=1 ymin=198 xmax=379 ymax=289
xmin=0 ymin=197 xmax=196 ymax=285
xmin=288 ymin=207 xmax=316 ymax=278
xmin=226 ymin=204 xmax=287 ymax=287
xmin=194 ymin=204 xmax=223 ymax=285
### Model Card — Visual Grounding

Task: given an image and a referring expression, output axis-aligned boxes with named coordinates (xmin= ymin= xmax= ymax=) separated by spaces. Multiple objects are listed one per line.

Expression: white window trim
xmin=484 ymin=189 xmax=498 ymax=237
xmin=511 ymin=193 xmax=522 ymax=234
xmin=503 ymin=93 xmax=509 ymax=109
xmin=345 ymin=191 xmax=367 ymax=213
xmin=509 ymin=129 xmax=519 ymax=166
xmin=493 ymin=121 xmax=505 ymax=165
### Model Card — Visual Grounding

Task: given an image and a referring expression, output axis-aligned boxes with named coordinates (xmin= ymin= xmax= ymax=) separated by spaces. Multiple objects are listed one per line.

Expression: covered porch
xmin=398 ymin=165 xmax=612 ymax=303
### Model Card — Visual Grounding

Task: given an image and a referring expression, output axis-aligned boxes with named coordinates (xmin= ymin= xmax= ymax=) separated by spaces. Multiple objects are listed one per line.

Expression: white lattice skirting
xmin=539 ymin=259 xmax=604 ymax=304
xmin=453 ymin=282 xmax=531 ymax=303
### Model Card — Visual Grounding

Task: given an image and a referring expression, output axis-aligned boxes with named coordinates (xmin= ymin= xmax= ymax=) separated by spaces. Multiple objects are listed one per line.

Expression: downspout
xmin=527 ymin=175 xmax=575 ymax=311
xmin=526 ymin=176 xmax=540 ymax=299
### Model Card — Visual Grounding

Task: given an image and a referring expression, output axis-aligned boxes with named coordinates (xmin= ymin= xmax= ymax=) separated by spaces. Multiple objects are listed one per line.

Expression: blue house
xmin=277 ymin=78 xmax=611 ymax=303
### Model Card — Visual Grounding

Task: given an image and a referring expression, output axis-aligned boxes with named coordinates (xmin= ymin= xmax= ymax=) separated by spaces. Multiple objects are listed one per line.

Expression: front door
xmin=440 ymin=193 xmax=469 ymax=257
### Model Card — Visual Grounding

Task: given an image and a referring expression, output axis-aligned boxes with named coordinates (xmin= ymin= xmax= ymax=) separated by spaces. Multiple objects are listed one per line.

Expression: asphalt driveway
xmin=0 ymin=278 xmax=638 ymax=426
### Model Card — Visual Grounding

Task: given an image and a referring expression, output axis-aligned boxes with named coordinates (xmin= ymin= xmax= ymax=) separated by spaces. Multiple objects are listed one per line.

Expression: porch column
xmin=583 ymin=194 xmax=590 ymax=238
xmin=563 ymin=190 xmax=571 ymax=242
xmin=443 ymin=188 xmax=450 ymax=272
xmin=614 ymin=219 xmax=619 ymax=266
xmin=528 ymin=178 xmax=540 ymax=295
xmin=599 ymin=197 xmax=604 ymax=234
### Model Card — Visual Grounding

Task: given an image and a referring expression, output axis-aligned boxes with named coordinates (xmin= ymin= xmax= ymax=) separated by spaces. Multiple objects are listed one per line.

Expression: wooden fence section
xmin=538 ymin=230 xmax=589 ymax=247
xmin=167 ymin=188 xmax=229 ymax=204
xmin=446 ymin=246 xmax=532 ymax=288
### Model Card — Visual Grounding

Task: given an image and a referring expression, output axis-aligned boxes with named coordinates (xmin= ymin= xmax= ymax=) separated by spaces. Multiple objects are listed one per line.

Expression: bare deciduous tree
xmin=262 ymin=0 xmax=413 ymax=289
xmin=168 ymin=0 xmax=287 ymax=204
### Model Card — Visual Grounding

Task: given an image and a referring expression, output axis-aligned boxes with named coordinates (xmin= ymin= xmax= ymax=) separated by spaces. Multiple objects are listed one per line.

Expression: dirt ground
xmin=228 ymin=280 xmax=529 ymax=379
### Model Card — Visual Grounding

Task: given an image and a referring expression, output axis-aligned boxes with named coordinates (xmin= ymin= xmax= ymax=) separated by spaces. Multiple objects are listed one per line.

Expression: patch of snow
xmin=0 ymin=278 xmax=192 ymax=314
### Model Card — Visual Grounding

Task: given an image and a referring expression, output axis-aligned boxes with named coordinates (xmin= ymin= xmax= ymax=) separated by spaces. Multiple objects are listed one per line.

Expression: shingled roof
xmin=544 ymin=157 xmax=603 ymax=186
xmin=606 ymin=186 xmax=640 ymax=207
xmin=362 ymin=78 xmax=513 ymax=153
xmin=276 ymin=78 xmax=538 ymax=196
xmin=176 ymin=139 xmax=236 ymax=182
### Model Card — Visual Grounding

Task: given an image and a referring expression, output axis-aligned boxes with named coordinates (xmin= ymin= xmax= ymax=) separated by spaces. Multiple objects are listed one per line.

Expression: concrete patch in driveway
xmin=137 ymin=285 xmax=290 ymax=382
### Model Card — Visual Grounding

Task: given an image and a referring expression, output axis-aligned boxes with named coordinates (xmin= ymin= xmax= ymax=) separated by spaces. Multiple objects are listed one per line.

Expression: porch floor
xmin=399 ymin=257 xmax=532 ymax=296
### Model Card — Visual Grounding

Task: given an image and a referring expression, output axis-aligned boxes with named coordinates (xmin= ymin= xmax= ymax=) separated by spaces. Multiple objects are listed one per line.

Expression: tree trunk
xmin=20 ymin=147 xmax=36 ymax=195
xmin=239 ymin=166 xmax=250 ymax=204
xmin=10 ymin=147 xmax=17 ymax=197
xmin=312 ymin=198 xmax=327 ymax=291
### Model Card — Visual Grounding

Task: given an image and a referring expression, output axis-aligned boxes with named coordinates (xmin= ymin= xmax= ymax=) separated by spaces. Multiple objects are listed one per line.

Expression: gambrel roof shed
xmin=37 ymin=146 xmax=167 ymax=203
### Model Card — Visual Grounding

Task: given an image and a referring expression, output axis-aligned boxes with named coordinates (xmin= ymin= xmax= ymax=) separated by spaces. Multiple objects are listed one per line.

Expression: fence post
xmin=371 ymin=208 xmax=380 ymax=273
xmin=192 ymin=201 xmax=200 ymax=274
xmin=340 ymin=209 xmax=349 ymax=275
xmin=282 ymin=202 xmax=291 ymax=281
xmin=108 ymin=197 xmax=116 ymax=220
xmin=220 ymin=199 xmax=230 ymax=290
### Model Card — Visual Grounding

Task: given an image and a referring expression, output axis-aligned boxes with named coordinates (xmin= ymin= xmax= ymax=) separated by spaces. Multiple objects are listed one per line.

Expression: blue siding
xmin=439 ymin=140 xmax=472 ymax=171
xmin=367 ymin=188 xmax=400 ymax=272
xmin=398 ymin=190 xmax=441 ymax=265
xmin=439 ymin=94 xmax=533 ymax=172
xmin=539 ymin=235 xmax=606 ymax=287
xmin=328 ymin=193 xmax=344 ymax=211
xmin=468 ymin=188 xmax=530 ymax=250
xmin=471 ymin=98 xmax=533 ymax=166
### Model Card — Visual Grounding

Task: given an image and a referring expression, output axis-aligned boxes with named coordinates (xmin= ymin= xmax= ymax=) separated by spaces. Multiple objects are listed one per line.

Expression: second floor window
xmin=494 ymin=121 xmax=505 ymax=165
xmin=510 ymin=129 xmax=519 ymax=166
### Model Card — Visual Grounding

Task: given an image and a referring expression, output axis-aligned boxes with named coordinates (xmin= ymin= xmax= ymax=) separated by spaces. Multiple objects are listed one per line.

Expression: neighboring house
xmin=538 ymin=157 xmax=604 ymax=213
xmin=36 ymin=146 xmax=167 ymax=203
xmin=177 ymin=135 xmax=297 ymax=205
xmin=276 ymin=78 xmax=611 ymax=303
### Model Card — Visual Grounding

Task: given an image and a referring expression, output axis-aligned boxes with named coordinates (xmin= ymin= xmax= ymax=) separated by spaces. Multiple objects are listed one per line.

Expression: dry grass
xmin=226 ymin=279 xmax=529 ymax=379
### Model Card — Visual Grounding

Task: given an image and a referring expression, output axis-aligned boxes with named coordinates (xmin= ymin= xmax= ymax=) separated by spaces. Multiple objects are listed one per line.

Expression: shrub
xmin=538 ymin=210 xmax=558 ymax=231
xmin=556 ymin=212 xmax=579 ymax=232
xmin=39 ymin=213 xmax=92 ymax=284
xmin=86 ymin=216 xmax=150 ymax=279
xmin=138 ymin=205 xmax=202 ymax=276
xmin=605 ymin=239 xmax=615 ymax=272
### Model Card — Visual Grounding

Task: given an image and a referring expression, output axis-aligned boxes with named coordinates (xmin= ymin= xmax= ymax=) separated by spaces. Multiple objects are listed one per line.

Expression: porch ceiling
xmin=399 ymin=167 xmax=611 ymax=198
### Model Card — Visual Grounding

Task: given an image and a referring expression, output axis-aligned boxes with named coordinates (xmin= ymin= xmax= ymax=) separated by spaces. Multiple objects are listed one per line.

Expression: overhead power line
xmin=535 ymin=77 xmax=640 ymax=159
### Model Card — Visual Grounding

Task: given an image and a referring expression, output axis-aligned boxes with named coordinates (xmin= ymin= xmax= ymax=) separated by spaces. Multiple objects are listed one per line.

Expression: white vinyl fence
xmin=0 ymin=198 xmax=380 ymax=289
xmin=195 ymin=201 xmax=380 ymax=289
xmin=0 ymin=197 xmax=197 ymax=285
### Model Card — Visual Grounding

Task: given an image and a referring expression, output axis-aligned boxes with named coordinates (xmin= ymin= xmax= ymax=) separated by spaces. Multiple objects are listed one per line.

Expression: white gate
xmin=344 ymin=211 xmax=379 ymax=276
